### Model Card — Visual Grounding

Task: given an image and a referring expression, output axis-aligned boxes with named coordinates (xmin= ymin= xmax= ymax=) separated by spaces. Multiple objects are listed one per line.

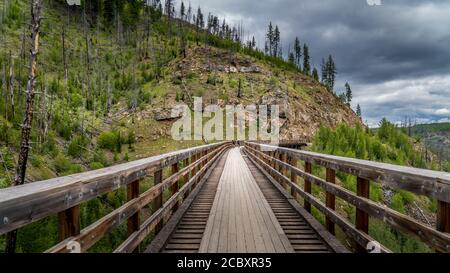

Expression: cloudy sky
xmin=181 ymin=0 xmax=450 ymax=127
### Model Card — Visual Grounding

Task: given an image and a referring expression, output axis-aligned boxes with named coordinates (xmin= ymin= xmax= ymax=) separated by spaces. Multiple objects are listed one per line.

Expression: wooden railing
xmin=0 ymin=141 xmax=231 ymax=253
xmin=243 ymin=142 xmax=450 ymax=253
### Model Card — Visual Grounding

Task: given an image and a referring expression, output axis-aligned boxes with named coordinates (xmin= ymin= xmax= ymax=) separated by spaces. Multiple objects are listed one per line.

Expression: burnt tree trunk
xmin=9 ymin=50 xmax=15 ymax=120
xmin=5 ymin=0 xmax=42 ymax=254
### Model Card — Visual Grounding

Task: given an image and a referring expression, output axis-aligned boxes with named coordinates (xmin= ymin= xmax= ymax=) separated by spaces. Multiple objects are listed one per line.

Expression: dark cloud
xmin=183 ymin=0 xmax=450 ymax=125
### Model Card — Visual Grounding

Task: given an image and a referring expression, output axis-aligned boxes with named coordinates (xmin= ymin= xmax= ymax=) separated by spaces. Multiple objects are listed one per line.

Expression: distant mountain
xmin=412 ymin=123 xmax=450 ymax=161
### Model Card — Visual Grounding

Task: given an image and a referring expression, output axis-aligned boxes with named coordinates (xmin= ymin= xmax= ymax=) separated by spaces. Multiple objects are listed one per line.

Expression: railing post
xmin=437 ymin=200 xmax=450 ymax=233
xmin=356 ymin=177 xmax=370 ymax=252
xmin=325 ymin=168 xmax=336 ymax=235
xmin=271 ymin=151 xmax=276 ymax=169
xmin=191 ymin=154 xmax=197 ymax=176
xmin=58 ymin=205 xmax=81 ymax=241
xmin=183 ymin=158 xmax=190 ymax=199
xmin=290 ymin=156 xmax=298 ymax=199
xmin=153 ymin=169 xmax=163 ymax=234
xmin=304 ymin=162 xmax=312 ymax=213
xmin=171 ymin=162 xmax=180 ymax=212
xmin=281 ymin=153 xmax=288 ymax=177
xmin=278 ymin=152 xmax=283 ymax=173
xmin=127 ymin=179 xmax=140 ymax=252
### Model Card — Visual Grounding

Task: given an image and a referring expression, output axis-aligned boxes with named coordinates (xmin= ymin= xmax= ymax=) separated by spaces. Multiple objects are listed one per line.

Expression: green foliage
xmin=311 ymin=121 xmax=436 ymax=252
xmin=391 ymin=193 xmax=406 ymax=213
xmin=0 ymin=117 xmax=19 ymax=146
xmin=97 ymin=131 xmax=121 ymax=152
xmin=92 ymin=149 xmax=109 ymax=167
xmin=53 ymin=154 xmax=72 ymax=174
xmin=89 ymin=162 xmax=104 ymax=170
xmin=4 ymin=0 xmax=24 ymax=30
xmin=68 ymin=135 xmax=89 ymax=158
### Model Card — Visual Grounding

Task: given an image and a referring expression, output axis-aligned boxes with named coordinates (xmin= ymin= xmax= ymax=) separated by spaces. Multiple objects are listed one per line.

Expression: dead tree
xmin=237 ymin=78 xmax=242 ymax=98
xmin=62 ymin=23 xmax=68 ymax=84
xmin=5 ymin=0 xmax=43 ymax=254
xmin=9 ymin=50 xmax=14 ymax=120
xmin=2 ymin=55 xmax=6 ymax=120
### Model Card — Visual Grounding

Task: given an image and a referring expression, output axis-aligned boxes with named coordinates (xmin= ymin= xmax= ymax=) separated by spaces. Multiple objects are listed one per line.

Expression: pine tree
xmin=327 ymin=55 xmax=337 ymax=91
xmin=303 ymin=44 xmax=310 ymax=75
xmin=345 ymin=82 xmax=352 ymax=105
xmin=294 ymin=37 xmax=302 ymax=69
xmin=288 ymin=52 xmax=295 ymax=65
xmin=312 ymin=68 xmax=319 ymax=81
xmin=356 ymin=104 xmax=362 ymax=118
xmin=322 ymin=55 xmax=337 ymax=92
xmin=180 ymin=1 xmax=185 ymax=20
xmin=273 ymin=25 xmax=280 ymax=57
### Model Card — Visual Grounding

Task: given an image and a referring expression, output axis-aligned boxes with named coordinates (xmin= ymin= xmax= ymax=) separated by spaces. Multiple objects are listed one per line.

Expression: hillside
xmin=0 ymin=0 xmax=361 ymax=184
xmin=412 ymin=123 xmax=450 ymax=164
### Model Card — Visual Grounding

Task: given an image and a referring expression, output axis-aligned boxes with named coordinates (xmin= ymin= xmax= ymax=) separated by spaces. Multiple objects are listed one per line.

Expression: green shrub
xmin=53 ymin=154 xmax=72 ymax=174
xmin=68 ymin=164 xmax=84 ymax=175
xmin=89 ymin=162 xmax=104 ymax=170
xmin=97 ymin=131 xmax=120 ymax=152
xmin=0 ymin=148 xmax=15 ymax=170
xmin=92 ymin=149 xmax=109 ymax=167
xmin=29 ymin=154 xmax=43 ymax=168
xmin=399 ymin=190 xmax=415 ymax=205
xmin=0 ymin=117 xmax=19 ymax=146
xmin=68 ymin=135 xmax=89 ymax=158
xmin=391 ymin=193 xmax=406 ymax=213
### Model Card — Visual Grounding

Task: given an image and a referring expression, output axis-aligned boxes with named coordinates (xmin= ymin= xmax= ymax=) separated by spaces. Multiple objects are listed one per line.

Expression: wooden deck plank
xmin=199 ymin=147 xmax=294 ymax=253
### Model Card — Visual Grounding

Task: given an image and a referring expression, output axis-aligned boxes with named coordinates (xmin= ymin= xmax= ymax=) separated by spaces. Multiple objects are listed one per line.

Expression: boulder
xmin=229 ymin=66 xmax=238 ymax=73
xmin=240 ymin=65 xmax=262 ymax=73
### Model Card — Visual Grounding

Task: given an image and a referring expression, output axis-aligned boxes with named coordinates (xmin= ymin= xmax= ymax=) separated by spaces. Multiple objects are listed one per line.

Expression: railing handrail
xmin=0 ymin=141 xmax=228 ymax=235
xmin=248 ymin=142 xmax=450 ymax=202
xmin=244 ymin=142 xmax=450 ymax=252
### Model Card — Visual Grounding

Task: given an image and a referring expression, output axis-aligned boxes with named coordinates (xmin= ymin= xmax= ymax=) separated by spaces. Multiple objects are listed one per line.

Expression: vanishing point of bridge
xmin=0 ymin=142 xmax=449 ymax=253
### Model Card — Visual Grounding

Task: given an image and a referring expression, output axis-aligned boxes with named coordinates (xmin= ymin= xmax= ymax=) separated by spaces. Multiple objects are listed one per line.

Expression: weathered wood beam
xmin=0 ymin=142 xmax=227 ymax=235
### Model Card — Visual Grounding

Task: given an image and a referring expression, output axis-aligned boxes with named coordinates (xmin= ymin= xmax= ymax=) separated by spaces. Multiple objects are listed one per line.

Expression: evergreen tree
xmin=312 ymin=67 xmax=319 ymax=81
xmin=273 ymin=25 xmax=280 ymax=57
xmin=322 ymin=55 xmax=337 ymax=92
xmin=196 ymin=7 xmax=204 ymax=29
xmin=356 ymin=104 xmax=362 ymax=118
xmin=180 ymin=1 xmax=185 ymax=20
xmin=345 ymin=82 xmax=352 ymax=105
xmin=338 ymin=93 xmax=347 ymax=104
xmin=288 ymin=52 xmax=295 ymax=65
xmin=294 ymin=37 xmax=302 ymax=69
xmin=327 ymin=55 xmax=337 ymax=91
xmin=302 ymin=44 xmax=310 ymax=75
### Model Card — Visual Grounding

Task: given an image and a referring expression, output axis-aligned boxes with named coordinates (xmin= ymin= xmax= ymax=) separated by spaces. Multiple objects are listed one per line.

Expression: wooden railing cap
xmin=246 ymin=142 xmax=450 ymax=202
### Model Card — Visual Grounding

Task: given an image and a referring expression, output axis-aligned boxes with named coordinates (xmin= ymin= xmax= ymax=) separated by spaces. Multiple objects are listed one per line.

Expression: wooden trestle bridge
xmin=0 ymin=142 xmax=449 ymax=253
